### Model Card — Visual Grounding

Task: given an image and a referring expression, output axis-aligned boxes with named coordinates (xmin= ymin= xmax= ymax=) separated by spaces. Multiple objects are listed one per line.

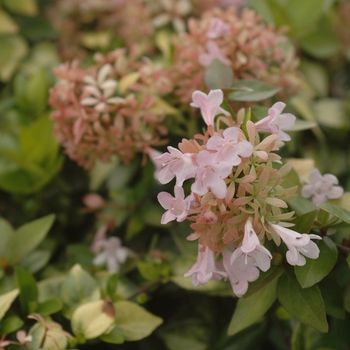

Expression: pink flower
xmin=191 ymin=150 xmax=232 ymax=199
xmin=255 ymin=102 xmax=296 ymax=141
xmin=190 ymin=89 xmax=229 ymax=126
xmin=223 ymin=249 xmax=260 ymax=297
xmin=184 ymin=244 xmax=227 ymax=286
xmin=206 ymin=127 xmax=253 ymax=166
xmin=207 ymin=18 xmax=229 ymax=39
xmin=93 ymin=237 xmax=130 ymax=273
xmin=301 ymin=168 xmax=344 ymax=205
xmin=155 ymin=146 xmax=197 ymax=186
xmin=230 ymin=217 xmax=272 ymax=272
xmin=198 ymin=41 xmax=231 ymax=67
xmin=158 ymin=186 xmax=193 ymax=224
xmin=269 ymin=223 xmax=321 ymax=266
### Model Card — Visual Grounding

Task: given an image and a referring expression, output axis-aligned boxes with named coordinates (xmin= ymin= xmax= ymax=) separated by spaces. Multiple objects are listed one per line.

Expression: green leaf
xmin=0 ymin=35 xmax=27 ymax=81
xmin=27 ymin=322 xmax=68 ymax=350
xmin=277 ymin=273 xmax=328 ymax=333
xmin=343 ymin=282 xmax=350 ymax=314
xmin=100 ymin=327 xmax=125 ymax=344
xmin=157 ymin=319 xmax=209 ymax=350
xmin=107 ymin=274 xmax=119 ymax=301
xmin=0 ymin=315 xmax=23 ymax=335
xmin=18 ymin=250 xmax=51 ymax=274
xmin=291 ymin=210 xmax=318 ymax=234
xmin=288 ymin=196 xmax=317 ymax=216
xmin=3 ymin=0 xmax=38 ymax=16
xmin=0 ymin=289 xmax=19 ymax=321
xmin=319 ymin=278 xmax=346 ymax=319
xmin=72 ymin=300 xmax=115 ymax=339
xmin=37 ymin=276 xmax=65 ymax=303
xmin=317 ymin=202 xmax=350 ymax=224
xmin=299 ymin=27 xmax=340 ymax=59
xmin=60 ymin=264 xmax=100 ymax=316
xmin=204 ymin=59 xmax=234 ymax=90
xmin=244 ymin=266 xmax=283 ymax=298
xmin=227 ymin=278 xmax=277 ymax=336
xmin=313 ymin=99 xmax=349 ymax=129
xmin=295 ymin=237 xmax=337 ymax=288
xmin=36 ymin=298 xmax=62 ymax=316
xmin=0 ymin=10 xmax=18 ymax=34
xmin=112 ymin=301 xmax=163 ymax=341
xmin=0 ymin=218 xmax=14 ymax=258
xmin=228 ymin=80 xmax=280 ymax=102
xmin=4 ymin=214 xmax=55 ymax=265
xmin=288 ymin=120 xmax=317 ymax=132
xmin=291 ymin=322 xmax=323 ymax=350
xmin=15 ymin=267 xmax=38 ymax=314
xmin=137 ymin=262 xmax=169 ymax=282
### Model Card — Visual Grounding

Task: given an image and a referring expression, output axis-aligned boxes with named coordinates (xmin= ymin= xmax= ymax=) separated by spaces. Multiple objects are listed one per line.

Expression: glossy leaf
xmin=4 ymin=214 xmax=55 ymax=265
xmin=71 ymin=300 xmax=115 ymax=339
xmin=317 ymin=202 xmax=350 ymax=224
xmin=112 ymin=301 xmax=163 ymax=341
xmin=228 ymin=80 xmax=280 ymax=102
xmin=244 ymin=266 xmax=283 ymax=298
xmin=277 ymin=273 xmax=328 ymax=333
xmin=36 ymin=298 xmax=62 ymax=316
xmin=0 ymin=289 xmax=19 ymax=321
xmin=3 ymin=0 xmax=38 ymax=16
xmin=204 ymin=59 xmax=234 ymax=90
xmin=291 ymin=322 xmax=323 ymax=350
xmin=0 ymin=315 xmax=23 ymax=335
xmin=291 ymin=210 xmax=318 ymax=234
xmin=15 ymin=267 xmax=38 ymax=314
xmin=319 ymin=278 xmax=346 ymax=319
xmin=60 ymin=264 xmax=100 ymax=316
xmin=228 ymin=279 xmax=278 ymax=336
xmin=295 ymin=237 xmax=338 ymax=288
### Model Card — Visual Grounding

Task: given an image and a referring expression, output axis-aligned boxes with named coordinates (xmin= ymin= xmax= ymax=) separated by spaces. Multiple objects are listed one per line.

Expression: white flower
xmin=184 ymin=244 xmax=227 ymax=286
xmin=81 ymin=64 xmax=124 ymax=112
xmin=270 ymin=223 xmax=321 ymax=266
xmin=301 ymin=168 xmax=344 ymax=205
xmin=93 ymin=237 xmax=130 ymax=273
xmin=255 ymin=102 xmax=296 ymax=141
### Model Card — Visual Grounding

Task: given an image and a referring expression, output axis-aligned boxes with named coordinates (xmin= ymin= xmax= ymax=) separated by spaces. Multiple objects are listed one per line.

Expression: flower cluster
xmin=302 ymin=168 xmax=343 ymax=205
xmin=49 ymin=48 xmax=172 ymax=168
xmin=156 ymin=89 xmax=321 ymax=297
xmin=172 ymin=7 xmax=301 ymax=103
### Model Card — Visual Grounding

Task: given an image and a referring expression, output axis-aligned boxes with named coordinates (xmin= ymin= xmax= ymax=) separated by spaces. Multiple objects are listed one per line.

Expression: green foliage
xmin=227 ymin=80 xmax=281 ymax=101
xmin=204 ymin=59 xmax=234 ymax=90
xmin=228 ymin=279 xmax=278 ymax=336
xmin=277 ymin=273 xmax=328 ymax=333
xmin=295 ymin=237 xmax=338 ymax=288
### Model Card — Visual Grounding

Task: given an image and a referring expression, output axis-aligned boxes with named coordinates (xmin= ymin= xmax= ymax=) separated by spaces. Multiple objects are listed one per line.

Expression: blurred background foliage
xmin=0 ymin=0 xmax=350 ymax=349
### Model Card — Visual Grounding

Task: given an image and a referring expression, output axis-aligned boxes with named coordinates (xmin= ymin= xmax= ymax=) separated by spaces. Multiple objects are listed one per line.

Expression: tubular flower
xmin=301 ymin=168 xmax=344 ymax=205
xmin=156 ymin=89 xmax=314 ymax=297
xmin=172 ymin=7 xmax=301 ymax=103
xmin=49 ymin=48 xmax=173 ymax=168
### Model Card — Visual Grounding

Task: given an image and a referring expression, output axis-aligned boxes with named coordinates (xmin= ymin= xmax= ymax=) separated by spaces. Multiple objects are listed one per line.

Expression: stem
xmin=39 ymin=327 xmax=48 ymax=348
xmin=336 ymin=244 xmax=350 ymax=255
xmin=126 ymin=278 xmax=164 ymax=301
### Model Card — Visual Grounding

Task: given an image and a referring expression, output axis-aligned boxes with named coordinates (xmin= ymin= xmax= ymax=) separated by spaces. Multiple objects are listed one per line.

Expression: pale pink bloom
xmin=206 ymin=127 xmax=253 ymax=166
xmin=198 ymin=41 xmax=231 ymax=67
xmin=191 ymin=150 xmax=232 ymax=199
xmin=90 ymin=224 xmax=108 ymax=254
xmin=190 ymin=90 xmax=229 ymax=126
xmin=223 ymin=249 xmax=260 ymax=297
xmin=184 ymin=244 xmax=227 ymax=286
xmin=81 ymin=64 xmax=125 ymax=112
xmin=207 ymin=18 xmax=229 ymax=39
xmin=255 ymin=102 xmax=296 ymax=141
xmin=93 ymin=237 xmax=130 ymax=273
xmin=158 ymin=186 xmax=193 ymax=224
xmin=270 ymin=223 xmax=321 ymax=266
xmin=148 ymin=147 xmax=163 ymax=180
xmin=301 ymin=168 xmax=344 ymax=205
xmin=230 ymin=217 xmax=272 ymax=272
xmin=155 ymin=146 xmax=197 ymax=186
xmin=83 ymin=193 xmax=106 ymax=209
